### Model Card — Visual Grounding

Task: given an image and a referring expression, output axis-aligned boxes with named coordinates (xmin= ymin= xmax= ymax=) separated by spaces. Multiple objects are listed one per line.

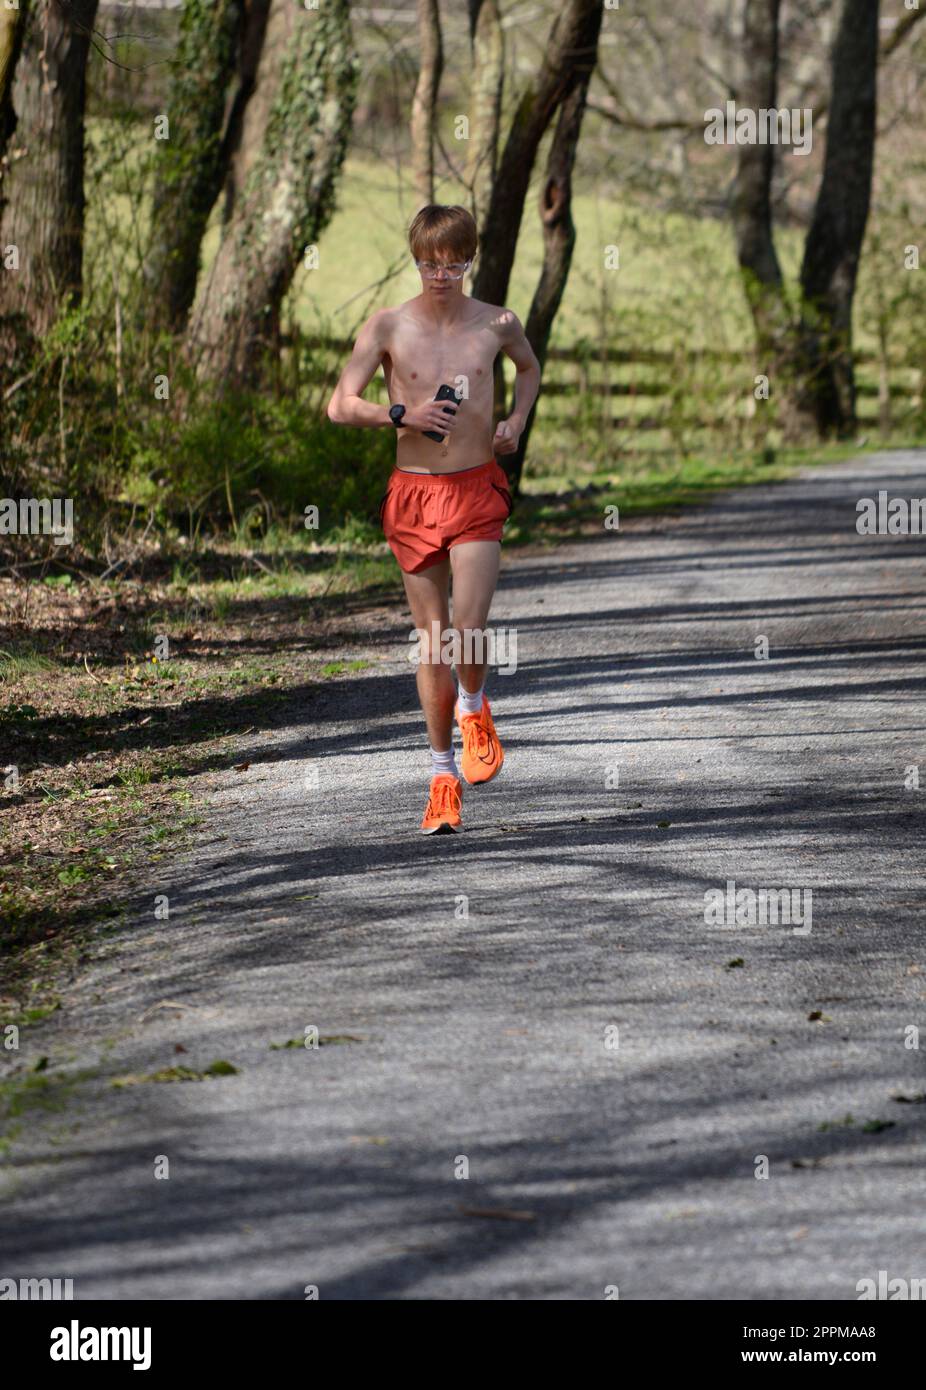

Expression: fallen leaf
xmin=204 ymin=1059 xmax=238 ymax=1076
xmin=139 ymin=999 xmax=194 ymax=1023
xmin=458 ymin=1205 xmax=536 ymax=1222
xmin=112 ymin=1067 xmax=202 ymax=1087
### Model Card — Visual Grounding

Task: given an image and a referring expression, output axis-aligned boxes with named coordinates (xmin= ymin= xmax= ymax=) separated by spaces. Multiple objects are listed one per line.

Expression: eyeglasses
xmin=415 ymin=259 xmax=471 ymax=280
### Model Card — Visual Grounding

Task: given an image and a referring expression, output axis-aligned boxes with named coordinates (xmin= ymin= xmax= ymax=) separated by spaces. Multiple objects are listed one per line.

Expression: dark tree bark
xmin=0 ymin=0 xmax=99 ymax=356
xmin=731 ymin=0 xmax=790 ymax=370
xmin=220 ymin=0 xmax=273 ymax=226
xmin=471 ymin=0 xmax=602 ymax=311
xmin=797 ymin=0 xmax=880 ymax=436
xmin=0 ymin=0 xmax=28 ymax=168
xmin=0 ymin=0 xmax=28 ymax=399
xmin=184 ymin=0 xmax=357 ymax=390
xmin=411 ymin=0 xmax=443 ymax=208
xmin=142 ymin=0 xmax=246 ymax=335
xmin=465 ymin=0 xmax=504 ymax=232
xmin=732 ymin=0 xmax=881 ymax=440
xmin=508 ymin=44 xmax=600 ymax=492
xmin=471 ymin=0 xmax=602 ymax=450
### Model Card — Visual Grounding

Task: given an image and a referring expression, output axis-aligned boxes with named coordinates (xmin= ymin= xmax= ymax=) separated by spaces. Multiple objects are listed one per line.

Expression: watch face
xmin=390 ymin=405 xmax=405 ymax=425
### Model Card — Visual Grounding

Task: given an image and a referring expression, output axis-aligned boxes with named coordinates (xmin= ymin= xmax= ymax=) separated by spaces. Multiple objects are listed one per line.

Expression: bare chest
xmin=384 ymin=316 xmax=499 ymax=399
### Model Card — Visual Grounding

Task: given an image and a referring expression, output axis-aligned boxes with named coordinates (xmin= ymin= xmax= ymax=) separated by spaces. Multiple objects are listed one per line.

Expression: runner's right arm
xmin=326 ymin=311 xmax=392 ymax=427
xmin=326 ymin=311 xmax=457 ymax=435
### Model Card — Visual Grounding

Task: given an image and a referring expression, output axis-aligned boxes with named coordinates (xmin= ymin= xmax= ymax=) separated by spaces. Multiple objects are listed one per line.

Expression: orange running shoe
xmin=420 ymin=773 xmax=463 ymax=834
xmin=455 ymin=696 xmax=504 ymax=786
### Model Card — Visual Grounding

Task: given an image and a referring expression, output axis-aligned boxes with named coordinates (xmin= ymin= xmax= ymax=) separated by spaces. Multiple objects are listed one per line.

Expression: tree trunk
xmin=472 ymin=0 xmax=602 ymax=311
xmin=465 ymin=0 xmax=504 ymax=232
xmin=184 ymin=0 xmax=357 ymax=391
xmin=0 ymin=0 xmax=99 ymax=355
xmin=731 ymin=0 xmax=791 ymax=368
xmin=142 ymin=0 xmax=246 ymax=335
xmin=797 ymin=0 xmax=880 ymax=437
xmin=471 ymin=0 xmax=601 ymax=443
xmin=731 ymin=0 xmax=880 ymax=441
xmin=508 ymin=56 xmax=598 ymax=493
xmin=0 ymin=0 xmax=27 ymax=167
xmin=221 ymin=0 xmax=273 ymax=227
xmin=411 ymin=0 xmax=443 ymax=208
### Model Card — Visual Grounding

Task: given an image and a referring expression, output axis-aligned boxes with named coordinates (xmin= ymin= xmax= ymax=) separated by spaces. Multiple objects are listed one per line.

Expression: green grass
xmin=0 ymin=1067 xmax=99 ymax=1153
xmin=268 ymin=157 xmax=770 ymax=351
xmin=508 ymin=440 xmax=861 ymax=545
xmin=110 ymin=1059 xmax=239 ymax=1087
xmin=6 ymin=1001 xmax=62 ymax=1030
xmin=0 ymin=647 xmax=58 ymax=684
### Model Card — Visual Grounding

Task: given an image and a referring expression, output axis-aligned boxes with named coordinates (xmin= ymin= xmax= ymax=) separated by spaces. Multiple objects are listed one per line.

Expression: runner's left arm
xmin=494 ymin=311 xmax=541 ymax=454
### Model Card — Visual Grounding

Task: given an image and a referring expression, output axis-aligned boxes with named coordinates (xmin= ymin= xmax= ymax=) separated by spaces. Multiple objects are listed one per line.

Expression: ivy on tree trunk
xmin=185 ymin=0 xmax=357 ymax=391
xmin=142 ymin=0 xmax=246 ymax=335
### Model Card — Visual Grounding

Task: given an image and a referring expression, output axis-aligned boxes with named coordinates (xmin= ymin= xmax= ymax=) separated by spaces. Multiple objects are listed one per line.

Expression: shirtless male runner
xmin=326 ymin=204 xmax=540 ymax=833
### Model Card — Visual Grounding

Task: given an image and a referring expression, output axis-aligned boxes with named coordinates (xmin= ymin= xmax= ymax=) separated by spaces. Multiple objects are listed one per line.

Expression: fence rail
xmin=293 ymin=335 xmax=921 ymax=448
xmin=297 ymin=335 xmax=919 ymax=370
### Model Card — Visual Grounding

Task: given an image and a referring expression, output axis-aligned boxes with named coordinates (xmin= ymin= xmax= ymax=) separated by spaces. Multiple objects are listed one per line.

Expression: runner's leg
xmin=449 ymin=540 xmax=501 ymax=694
xmin=401 ymin=557 xmax=455 ymax=750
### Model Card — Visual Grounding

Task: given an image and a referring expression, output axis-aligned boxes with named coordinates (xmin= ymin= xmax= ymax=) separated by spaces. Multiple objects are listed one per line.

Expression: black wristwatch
xmin=388 ymin=404 xmax=406 ymax=428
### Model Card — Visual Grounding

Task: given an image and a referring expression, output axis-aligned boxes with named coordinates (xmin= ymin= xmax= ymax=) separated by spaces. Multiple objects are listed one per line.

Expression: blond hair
xmin=407 ymin=205 xmax=477 ymax=264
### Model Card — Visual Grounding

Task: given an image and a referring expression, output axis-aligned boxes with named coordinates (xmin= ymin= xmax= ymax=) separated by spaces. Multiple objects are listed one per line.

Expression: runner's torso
xmin=381 ymin=297 xmax=504 ymax=474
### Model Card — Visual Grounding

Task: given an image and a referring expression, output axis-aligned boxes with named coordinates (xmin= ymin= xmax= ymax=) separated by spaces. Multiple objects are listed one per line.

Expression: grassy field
xmin=278 ymin=156 xmax=772 ymax=349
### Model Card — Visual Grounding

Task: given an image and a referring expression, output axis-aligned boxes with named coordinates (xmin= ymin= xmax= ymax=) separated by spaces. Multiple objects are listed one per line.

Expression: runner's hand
xmin=493 ymin=418 xmax=520 ymax=455
xmin=403 ymin=402 xmax=459 ymax=435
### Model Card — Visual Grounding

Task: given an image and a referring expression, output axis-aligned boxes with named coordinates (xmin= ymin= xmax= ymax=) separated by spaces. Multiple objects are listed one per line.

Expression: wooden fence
xmin=299 ymin=336 xmax=923 ymax=454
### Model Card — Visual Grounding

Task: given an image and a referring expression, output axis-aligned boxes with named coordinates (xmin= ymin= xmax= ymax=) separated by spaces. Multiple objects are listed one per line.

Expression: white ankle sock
xmin=457 ymin=684 xmax=484 ymax=716
xmin=430 ymin=745 xmax=458 ymax=778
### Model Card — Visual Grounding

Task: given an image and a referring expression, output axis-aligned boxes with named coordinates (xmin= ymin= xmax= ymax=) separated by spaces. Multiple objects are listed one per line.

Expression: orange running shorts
xmin=379 ymin=458 xmax=513 ymax=574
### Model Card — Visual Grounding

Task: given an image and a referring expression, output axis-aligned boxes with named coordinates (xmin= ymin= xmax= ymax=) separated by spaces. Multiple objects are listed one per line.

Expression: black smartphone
xmin=423 ymin=384 xmax=461 ymax=442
